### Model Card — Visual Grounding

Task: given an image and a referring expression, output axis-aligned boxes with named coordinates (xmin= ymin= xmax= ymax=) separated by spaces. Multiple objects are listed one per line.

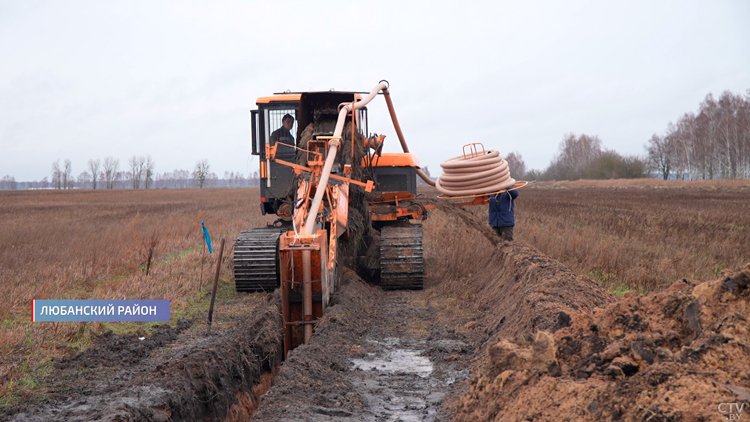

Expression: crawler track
xmin=379 ymin=224 xmax=424 ymax=290
xmin=234 ymin=227 xmax=286 ymax=292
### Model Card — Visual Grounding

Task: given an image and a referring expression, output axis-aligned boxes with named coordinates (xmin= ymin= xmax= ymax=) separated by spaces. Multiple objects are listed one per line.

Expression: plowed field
xmin=2 ymin=180 xmax=749 ymax=422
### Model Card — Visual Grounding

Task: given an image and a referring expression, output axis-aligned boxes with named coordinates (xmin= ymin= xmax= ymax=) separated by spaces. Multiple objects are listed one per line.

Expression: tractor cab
xmin=250 ymin=91 xmax=419 ymax=218
xmin=251 ymin=94 xmax=301 ymax=216
xmin=252 ymin=92 xmax=370 ymax=216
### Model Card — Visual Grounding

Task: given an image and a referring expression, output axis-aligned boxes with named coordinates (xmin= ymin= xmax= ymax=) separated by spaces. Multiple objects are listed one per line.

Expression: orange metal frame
xmin=266 ymin=143 xmax=374 ymax=192
xmin=368 ymin=192 xmax=434 ymax=221
xmin=462 ymin=142 xmax=486 ymax=159
xmin=262 ymin=89 xmax=438 ymax=357
xmin=278 ymin=230 xmax=328 ymax=358
xmin=362 ymin=153 xmax=419 ymax=168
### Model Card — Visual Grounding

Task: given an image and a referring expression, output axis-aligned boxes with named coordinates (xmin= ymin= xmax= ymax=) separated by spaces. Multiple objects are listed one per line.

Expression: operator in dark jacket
xmin=489 ymin=189 xmax=519 ymax=241
xmin=270 ymin=114 xmax=295 ymax=154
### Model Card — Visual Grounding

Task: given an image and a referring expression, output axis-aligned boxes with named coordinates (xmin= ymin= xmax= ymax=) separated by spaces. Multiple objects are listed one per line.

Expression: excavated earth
xmin=5 ymin=201 xmax=750 ymax=422
xmin=7 ymin=301 xmax=284 ymax=422
xmin=456 ymin=263 xmax=750 ymax=422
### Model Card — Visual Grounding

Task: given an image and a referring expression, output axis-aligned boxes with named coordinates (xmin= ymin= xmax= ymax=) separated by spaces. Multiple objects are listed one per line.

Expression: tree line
xmin=505 ymin=88 xmax=749 ymax=181
xmin=505 ymin=133 xmax=649 ymax=181
xmin=2 ymin=88 xmax=747 ymax=189
xmin=645 ymin=90 xmax=750 ymax=180
xmin=0 ymin=156 xmax=260 ymax=190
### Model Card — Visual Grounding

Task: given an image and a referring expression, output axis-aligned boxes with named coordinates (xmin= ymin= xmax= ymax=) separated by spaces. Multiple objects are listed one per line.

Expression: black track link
xmin=379 ymin=225 xmax=424 ymax=290
xmin=233 ymin=227 xmax=285 ymax=292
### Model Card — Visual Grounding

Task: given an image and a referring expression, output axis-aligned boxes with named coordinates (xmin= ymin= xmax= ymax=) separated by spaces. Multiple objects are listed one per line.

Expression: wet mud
xmin=248 ymin=227 xmax=613 ymax=421
xmin=250 ymin=269 xmax=474 ymax=422
xmin=8 ymin=301 xmax=283 ymax=422
xmin=53 ymin=319 xmax=193 ymax=370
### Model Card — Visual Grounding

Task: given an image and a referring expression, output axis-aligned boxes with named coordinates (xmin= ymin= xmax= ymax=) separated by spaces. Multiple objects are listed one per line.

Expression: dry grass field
xmin=422 ymin=179 xmax=750 ymax=295
xmin=1 ymin=180 xmax=749 ymax=413
xmin=515 ymin=180 xmax=750 ymax=292
xmin=0 ymin=188 xmax=271 ymax=405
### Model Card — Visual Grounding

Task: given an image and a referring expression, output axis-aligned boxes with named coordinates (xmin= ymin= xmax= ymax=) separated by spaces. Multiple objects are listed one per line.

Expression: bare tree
xmin=698 ymin=93 xmax=720 ymax=179
xmin=144 ymin=156 xmax=155 ymax=189
xmin=646 ymin=89 xmax=750 ymax=181
xmin=129 ymin=156 xmax=145 ymax=189
xmin=64 ymin=159 xmax=73 ymax=189
xmin=546 ymin=133 xmax=602 ymax=180
xmin=193 ymin=159 xmax=210 ymax=188
xmin=582 ymin=151 xmax=648 ymax=179
xmin=151 ymin=168 xmax=195 ymax=188
xmin=206 ymin=172 xmax=218 ymax=188
xmin=88 ymin=159 xmax=101 ymax=189
xmin=524 ymin=169 xmax=543 ymax=181
xmin=77 ymin=171 xmax=92 ymax=189
xmin=114 ymin=170 xmax=125 ymax=189
xmin=505 ymin=151 xmax=526 ymax=179
xmin=103 ymin=157 xmax=119 ymax=189
xmin=51 ymin=159 xmax=62 ymax=189
xmin=0 ymin=175 xmax=17 ymax=190
xmin=645 ymin=134 xmax=675 ymax=180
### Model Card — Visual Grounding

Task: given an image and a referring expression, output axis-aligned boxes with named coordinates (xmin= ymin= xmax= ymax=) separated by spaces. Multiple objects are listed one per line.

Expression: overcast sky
xmin=1 ymin=0 xmax=749 ymax=182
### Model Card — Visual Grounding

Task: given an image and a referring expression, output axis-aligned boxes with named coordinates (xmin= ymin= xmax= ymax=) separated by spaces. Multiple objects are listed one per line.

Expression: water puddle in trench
xmin=348 ymin=337 xmax=468 ymax=422
xmin=351 ymin=337 xmax=433 ymax=378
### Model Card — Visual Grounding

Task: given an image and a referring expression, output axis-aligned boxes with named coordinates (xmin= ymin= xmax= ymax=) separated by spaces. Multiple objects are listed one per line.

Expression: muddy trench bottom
xmin=252 ymin=288 xmax=474 ymax=422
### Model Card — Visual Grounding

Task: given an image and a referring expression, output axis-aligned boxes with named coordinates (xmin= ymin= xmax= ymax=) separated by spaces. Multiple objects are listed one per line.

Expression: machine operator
xmin=270 ymin=114 xmax=295 ymax=154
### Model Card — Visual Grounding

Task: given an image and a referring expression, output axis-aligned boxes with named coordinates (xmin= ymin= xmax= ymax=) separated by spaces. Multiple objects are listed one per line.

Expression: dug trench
xmin=249 ymin=199 xmax=613 ymax=421
xmin=7 ymin=300 xmax=284 ymax=422
xmin=8 ymin=201 xmax=750 ymax=421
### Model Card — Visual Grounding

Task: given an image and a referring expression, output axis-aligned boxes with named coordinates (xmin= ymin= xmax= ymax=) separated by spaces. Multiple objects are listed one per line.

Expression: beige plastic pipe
xmin=303 ymin=82 xmax=388 ymax=235
xmin=435 ymin=150 xmax=516 ymax=196
xmin=300 ymin=82 xmax=388 ymax=343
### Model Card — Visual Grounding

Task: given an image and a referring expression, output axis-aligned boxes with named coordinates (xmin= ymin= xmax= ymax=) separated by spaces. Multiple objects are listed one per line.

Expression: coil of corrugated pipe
xmin=435 ymin=150 xmax=516 ymax=196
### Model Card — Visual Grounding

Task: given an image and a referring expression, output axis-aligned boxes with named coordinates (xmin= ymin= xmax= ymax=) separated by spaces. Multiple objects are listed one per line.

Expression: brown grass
xmin=421 ymin=179 xmax=750 ymax=293
xmin=422 ymin=197 xmax=499 ymax=302
xmin=517 ymin=183 xmax=750 ymax=292
xmin=422 ymin=180 xmax=750 ymax=294
xmin=2 ymin=180 xmax=748 ymax=406
xmin=0 ymin=188 xmax=271 ymax=402
xmin=531 ymin=178 xmax=750 ymax=189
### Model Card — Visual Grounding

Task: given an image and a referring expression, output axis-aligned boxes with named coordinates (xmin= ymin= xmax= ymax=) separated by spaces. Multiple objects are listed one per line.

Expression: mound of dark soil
xmin=456 ymin=264 xmax=750 ymax=422
xmin=251 ymin=267 xmax=476 ymax=421
xmin=248 ymin=195 xmax=619 ymax=421
xmin=54 ymin=319 xmax=192 ymax=369
xmin=250 ymin=268 xmax=383 ymax=420
xmin=464 ymin=241 xmax=614 ymax=343
xmin=10 ymin=301 xmax=283 ymax=422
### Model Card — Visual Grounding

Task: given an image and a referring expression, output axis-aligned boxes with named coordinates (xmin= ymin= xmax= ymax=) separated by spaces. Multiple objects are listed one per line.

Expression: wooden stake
xmin=146 ymin=246 xmax=153 ymax=276
xmin=207 ymin=238 xmax=225 ymax=326
xmin=198 ymin=241 xmax=206 ymax=291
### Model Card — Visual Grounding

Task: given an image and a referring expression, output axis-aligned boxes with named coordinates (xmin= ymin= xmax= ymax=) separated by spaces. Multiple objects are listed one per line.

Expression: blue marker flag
xmin=201 ymin=221 xmax=213 ymax=253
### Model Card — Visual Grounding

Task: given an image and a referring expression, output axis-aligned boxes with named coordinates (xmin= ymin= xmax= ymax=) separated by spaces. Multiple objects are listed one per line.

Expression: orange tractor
xmin=234 ymin=82 xmax=436 ymax=355
xmin=234 ymin=81 xmax=526 ymax=355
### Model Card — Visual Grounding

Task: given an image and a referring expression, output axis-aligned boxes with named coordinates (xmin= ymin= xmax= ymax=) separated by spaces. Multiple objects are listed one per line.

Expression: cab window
xmin=266 ymin=109 xmax=297 ymax=155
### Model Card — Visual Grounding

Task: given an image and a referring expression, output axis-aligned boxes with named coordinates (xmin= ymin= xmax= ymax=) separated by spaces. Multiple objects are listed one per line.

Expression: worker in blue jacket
xmin=489 ymin=189 xmax=519 ymax=241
